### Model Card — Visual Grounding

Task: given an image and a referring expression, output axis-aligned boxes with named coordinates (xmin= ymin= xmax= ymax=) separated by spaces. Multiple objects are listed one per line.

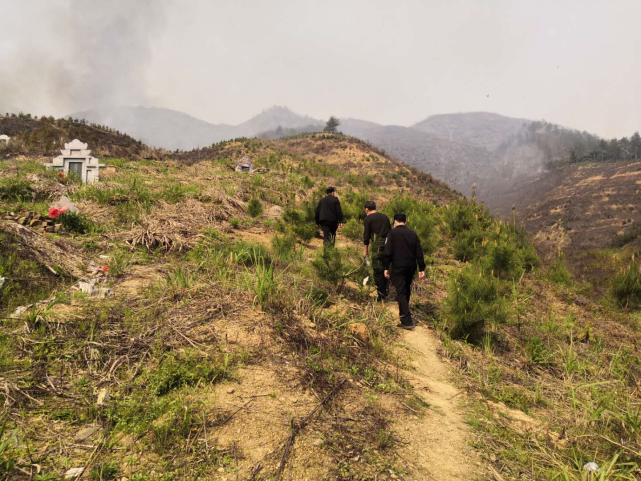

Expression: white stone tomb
xmin=44 ymin=139 xmax=105 ymax=184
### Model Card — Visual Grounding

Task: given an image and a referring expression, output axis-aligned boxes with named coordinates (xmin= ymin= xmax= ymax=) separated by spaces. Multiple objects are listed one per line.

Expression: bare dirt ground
xmin=392 ymin=322 xmax=480 ymax=480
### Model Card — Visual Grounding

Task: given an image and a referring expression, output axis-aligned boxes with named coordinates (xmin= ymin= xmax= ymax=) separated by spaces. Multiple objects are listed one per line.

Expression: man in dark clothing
xmin=315 ymin=187 xmax=343 ymax=245
xmin=382 ymin=214 xmax=426 ymax=330
xmin=363 ymin=200 xmax=391 ymax=301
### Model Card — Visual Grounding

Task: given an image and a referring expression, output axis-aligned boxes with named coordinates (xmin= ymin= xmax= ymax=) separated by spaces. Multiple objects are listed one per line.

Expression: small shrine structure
xmin=44 ymin=139 xmax=105 ymax=183
xmin=0 ymin=134 xmax=10 ymax=144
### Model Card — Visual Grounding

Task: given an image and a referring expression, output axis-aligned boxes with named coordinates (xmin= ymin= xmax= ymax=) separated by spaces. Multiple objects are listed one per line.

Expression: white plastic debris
xmin=0 ymin=277 xmax=5 ymax=289
xmin=64 ymin=467 xmax=85 ymax=478
xmin=78 ymin=281 xmax=112 ymax=298
xmin=363 ymin=276 xmax=369 ymax=286
xmin=583 ymin=462 xmax=599 ymax=472
xmin=97 ymin=388 xmax=110 ymax=406
xmin=52 ymin=195 xmax=78 ymax=214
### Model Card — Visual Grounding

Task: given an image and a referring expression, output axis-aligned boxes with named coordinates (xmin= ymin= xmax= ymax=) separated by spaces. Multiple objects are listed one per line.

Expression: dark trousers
xmin=320 ymin=221 xmax=338 ymax=245
xmin=371 ymin=246 xmax=388 ymax=300
xmin=392 ymin=266 xmax=416 ymax=325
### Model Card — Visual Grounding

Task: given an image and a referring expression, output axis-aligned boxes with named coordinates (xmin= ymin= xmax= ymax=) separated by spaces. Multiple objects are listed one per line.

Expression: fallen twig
xmin=275 ymin=379 xmax=346 ymax=479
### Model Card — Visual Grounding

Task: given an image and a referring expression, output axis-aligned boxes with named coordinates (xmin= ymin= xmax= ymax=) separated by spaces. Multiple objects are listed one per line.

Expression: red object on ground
xmin=101 ymin=265 xmax=109 ymax=273
xmin=48 ymin=206 xmax=69 ymax=219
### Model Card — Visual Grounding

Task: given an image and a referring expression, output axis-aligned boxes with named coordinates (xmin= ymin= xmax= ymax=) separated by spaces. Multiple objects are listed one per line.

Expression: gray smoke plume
xmin=0 ymin=0 xmax=166 ymax=116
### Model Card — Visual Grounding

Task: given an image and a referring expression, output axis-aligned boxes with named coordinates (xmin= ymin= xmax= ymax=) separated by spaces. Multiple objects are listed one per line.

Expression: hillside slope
xmin=1 ymin=133 xmax=640 ymax=480
xmin=0 ymin=114 xmax=147 ymax=158
xmin=507 ymin=159 xmax=641 ymax=284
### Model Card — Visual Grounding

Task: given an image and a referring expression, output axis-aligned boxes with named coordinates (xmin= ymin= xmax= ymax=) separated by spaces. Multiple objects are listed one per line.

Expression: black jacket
xmin=363 ymin=212 xmax=391 ymax=246
xmin=381 ymin=225 xmax=426 ymax=271
xmin=315 ymin=195 xmax=343 ymax=224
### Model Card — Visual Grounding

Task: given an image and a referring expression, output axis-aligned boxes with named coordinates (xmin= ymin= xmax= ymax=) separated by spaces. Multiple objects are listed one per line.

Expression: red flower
xmin=101 ymin=265 xmax=109 ymax=273
xmin=48 ymin=205 xmax=69 ymax=219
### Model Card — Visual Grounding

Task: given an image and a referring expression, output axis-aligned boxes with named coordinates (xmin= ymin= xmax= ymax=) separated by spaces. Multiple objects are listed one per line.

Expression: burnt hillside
xmin=0 ymin=114 xmax=148 ymax=158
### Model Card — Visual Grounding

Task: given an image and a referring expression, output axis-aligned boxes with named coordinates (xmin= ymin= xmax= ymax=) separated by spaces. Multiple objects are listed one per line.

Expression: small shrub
xmin=445 ymin=264 xmax=509 ymax=341
xmin=0 ymin=178 xmax=32 ymax=201
xmin=526 ymin=336 xmax=553 ymax=365
xmin=230 ymin=218 xmax=241 ymax=229
xmin=611 ymin=260 xmax=641 ymax=309
xmin=482 ymin=239 xmax=522 ymax=280
xmin=108 ymin=249 xmax=131 ymax=277
xmin=271 ymin=233 xmax=298 ymax=261
xmin=301 ymin=175 xmax=314 ymax=189
xmin=151 ymin=350 xmax=236 ymax=396
xmin=293 ymin=223 xmax=317 ymax=242
xmin=547 ymin=255 xmax=572 ymax=285
xmin=312 ymin=246 xmax=346 ymax=286
xmin=59 ymin=211 xmax=94 ymax=234
xmin=443 ymin=199 xmax=491 ymax=236
xmin=453 ymin=228 xmax=488 ymax=262
xmin=247 ymin=198 xmax=263 ymax=217
xmin=342 ymin=218 xmax=363 ymax=242
xmin=91 ymin=461 xmax=119 ymax=481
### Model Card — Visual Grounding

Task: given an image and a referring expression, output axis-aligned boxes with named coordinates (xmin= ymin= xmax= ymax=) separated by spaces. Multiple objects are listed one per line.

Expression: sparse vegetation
xmin=1 ymin=130 xmax=640 ymax=479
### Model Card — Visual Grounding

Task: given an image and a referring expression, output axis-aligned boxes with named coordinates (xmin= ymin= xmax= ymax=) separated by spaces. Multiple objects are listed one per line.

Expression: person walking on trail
xmin=382 ymin=213 xmax=426 ymax=330
xmin=363 ymin=200 xmax=391 ymax=301
xmin=315 ymin=187 xmax=343 ymax=245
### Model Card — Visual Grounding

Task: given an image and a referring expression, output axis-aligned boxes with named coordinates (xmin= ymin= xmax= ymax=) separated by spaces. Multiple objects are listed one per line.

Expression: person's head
xmin=393 ymin=213 xmax=407 ymax=227
xmin=326 ymin=186 xmax=336 ymax=196
xmin=364 ymin=200 xmax=376 ymax=215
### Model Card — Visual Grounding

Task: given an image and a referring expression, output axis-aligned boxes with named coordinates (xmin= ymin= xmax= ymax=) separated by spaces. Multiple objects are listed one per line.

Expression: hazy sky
xmin=1 ymin=0 xmax=639 ymax=137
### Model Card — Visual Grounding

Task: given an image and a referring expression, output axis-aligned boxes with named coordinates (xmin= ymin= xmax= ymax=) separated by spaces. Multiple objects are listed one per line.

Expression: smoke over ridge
xmin=0 ymin=0 xmax=166 ymax=116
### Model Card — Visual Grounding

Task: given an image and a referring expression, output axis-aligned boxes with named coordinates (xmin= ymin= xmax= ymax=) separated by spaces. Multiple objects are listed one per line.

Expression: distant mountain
xmin=70 ymin=105 xmax=323 ymax=151
xmin=69 ymin=106 xmax=233 ymax=150
xmin=70 ymin=105 xmax=606 ymax=207
xmin=413 ymin=112 xmax=527 ymax=150
xmin=340 ymin=122 xmax=495 ymax=194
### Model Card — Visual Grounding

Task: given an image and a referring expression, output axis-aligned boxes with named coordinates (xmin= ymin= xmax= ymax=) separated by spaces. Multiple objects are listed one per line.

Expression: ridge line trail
xmin=391 ymin=315 xmax=481 ymax=480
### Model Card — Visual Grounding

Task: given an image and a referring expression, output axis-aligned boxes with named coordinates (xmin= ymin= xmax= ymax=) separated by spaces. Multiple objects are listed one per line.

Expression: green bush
xmin=611 ymin=260 xmax=641 ymax=309
xmin=247 ymin=198 xmax=263 ymax=217
xmin=59 ymin=211 xmax=94 ymax=234
xmin=151 ymin=350 xmax=236 ymax=396
xmin=312 ymin=245 xmax=346 ymax=286
xmin=445 ymin=264 xmax=509 ymax=341
xmin=443 ymin=199 xmax=491 ymax=236
xmin=0 ymin=178 xmax=32 ymax=201
xmin=453 ymin=227 xmax=488 ymax=262
xmin=482 ymin=239 xmax=522 ymax=280
xmin=271 ymin=233 xmax=298 ymax=261
xmin=547 ymin=255 xmax=572 ymax=285
xmin=342 ymin=218 xmax=363 ymax=241
xmin=293 ymin=222 xmax=317 ymax=242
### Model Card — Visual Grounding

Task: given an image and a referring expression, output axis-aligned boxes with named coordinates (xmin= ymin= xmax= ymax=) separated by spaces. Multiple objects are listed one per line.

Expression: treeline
xmin=496 ymin=120 xmax=641 ymax=167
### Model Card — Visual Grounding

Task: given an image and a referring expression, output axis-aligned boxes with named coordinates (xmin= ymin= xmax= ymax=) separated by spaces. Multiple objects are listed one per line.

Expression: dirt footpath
xmin=393 ymin=325 xmax=481 ymax=480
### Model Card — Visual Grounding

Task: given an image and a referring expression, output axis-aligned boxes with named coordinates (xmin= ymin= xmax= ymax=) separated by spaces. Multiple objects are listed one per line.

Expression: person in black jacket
xmin=363 ymin=200 xmax=391 ymax=301
xmin=315 ymin=187 xmax=343 ymax=245
xmin=382 ymin=213 xmax=426 ymax=330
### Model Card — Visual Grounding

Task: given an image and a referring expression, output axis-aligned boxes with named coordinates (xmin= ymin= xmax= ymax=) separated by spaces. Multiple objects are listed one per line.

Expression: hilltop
xmin=0 ymin=113 xmax=148 ymax=158
xmin=2 ymin=132 xmax=640 ymax=480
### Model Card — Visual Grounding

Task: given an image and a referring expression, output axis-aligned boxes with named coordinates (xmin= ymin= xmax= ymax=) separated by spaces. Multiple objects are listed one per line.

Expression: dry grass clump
xmin=121 ymin=196 xmax=243 ymax=251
